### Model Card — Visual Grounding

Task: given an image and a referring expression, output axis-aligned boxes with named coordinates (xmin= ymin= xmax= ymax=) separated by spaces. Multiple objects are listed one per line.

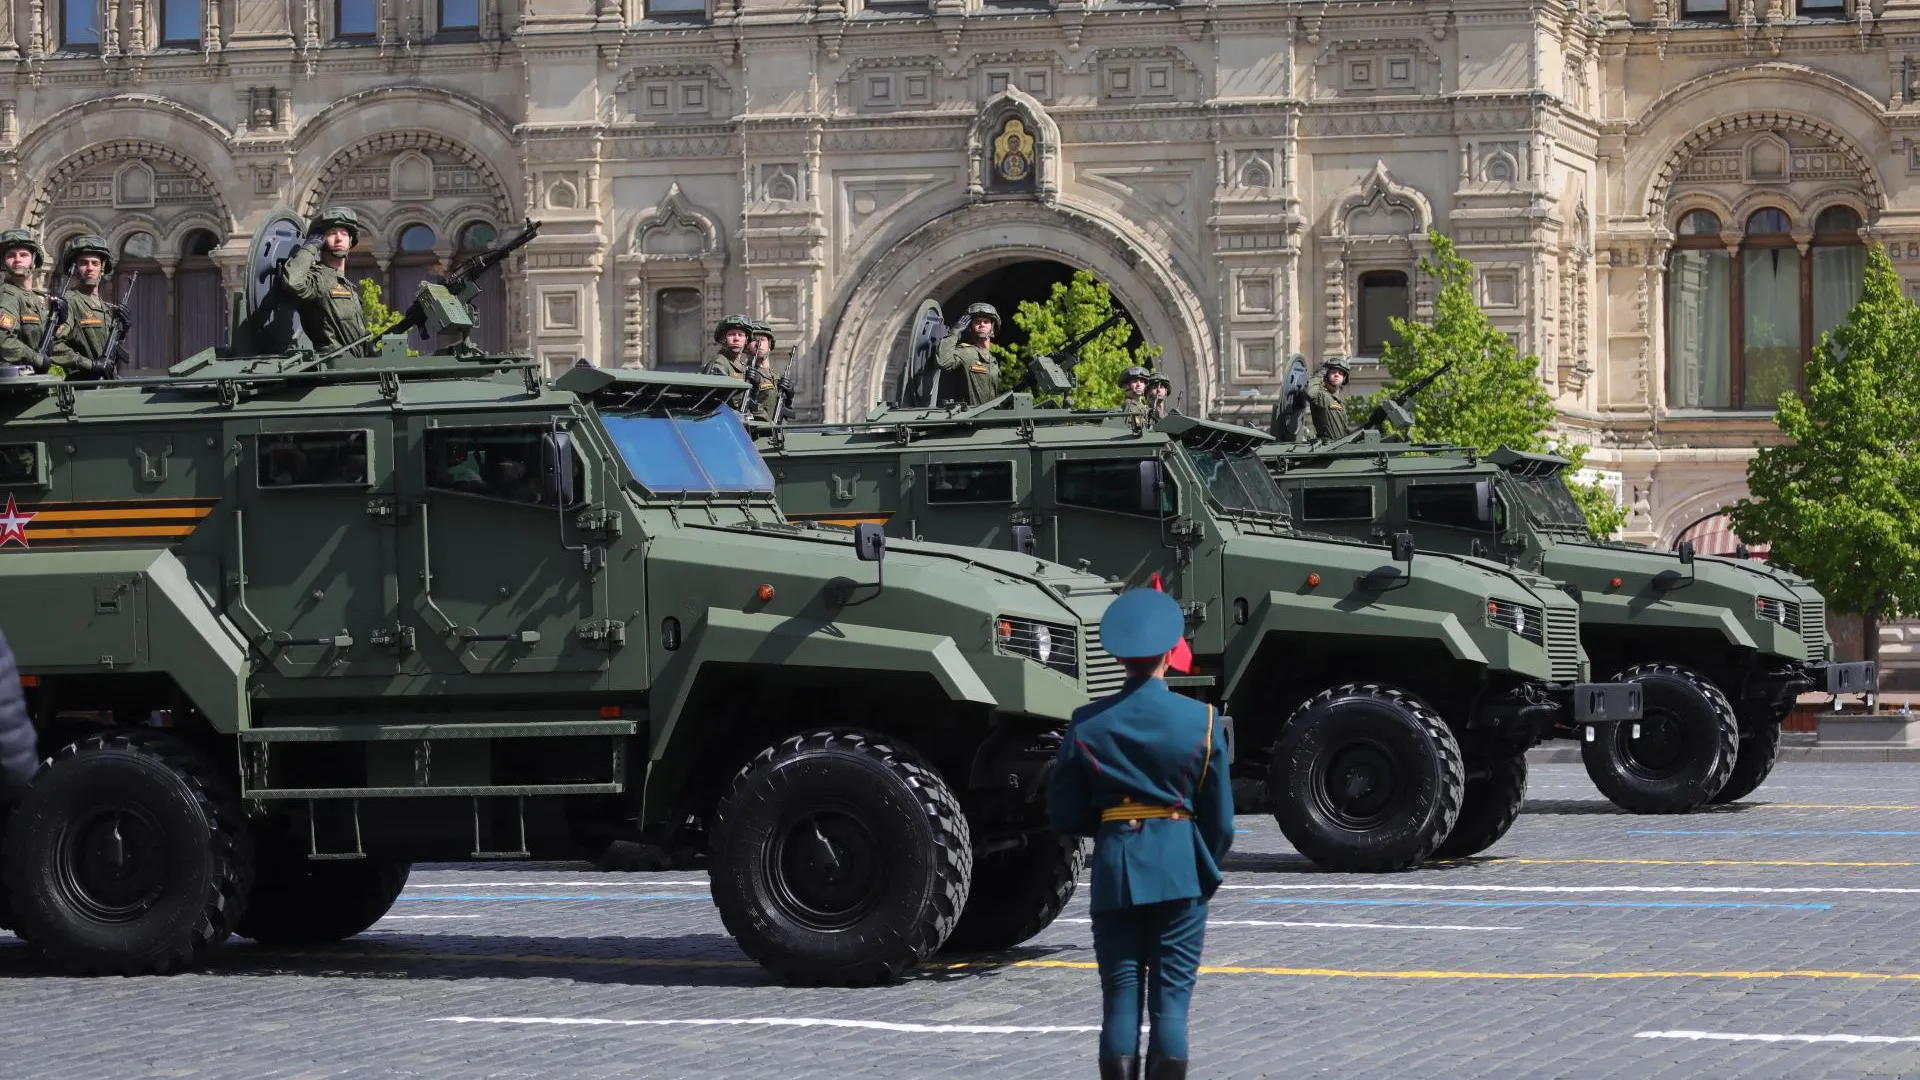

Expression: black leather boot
xmin=1145 ymin=1054 xmax=1187 ymax=1080
xmin=1098 ymin=1056 xmax=1140 ymax=1080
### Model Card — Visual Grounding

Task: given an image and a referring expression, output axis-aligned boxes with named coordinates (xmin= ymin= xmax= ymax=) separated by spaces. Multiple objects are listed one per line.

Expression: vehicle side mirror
xmin=1010 ymin=524 xmax=1037 ymax=555
xmin=540 ymin=431 xmax=576 ymax=506
xmin=1474 ymin=478 xmax=1496 ymax=524
xmin=853 ymin=522 xmax=887 ymax=562
xmin=1392 ymin=532 xmax=1417 ymax=562
xmin=1138 ymin=459 xmax=1163 ymax=513
xmin=1677 ymin=539 xmax=1696 ymax=565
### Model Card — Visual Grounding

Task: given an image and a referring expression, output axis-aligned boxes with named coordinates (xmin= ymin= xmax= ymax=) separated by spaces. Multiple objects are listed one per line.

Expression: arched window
xmin=176 ymin=230 xmax=224 ymax=362
xmin=1665 ymin=203 xmax=1871 ymax=411
xmin=454 ymin=222 xmax=507 ymax=351
xmin=1356 ymin=270 xmax=1410 ymax=357
xmin=117 ymin=232 xmax=168 ymax=372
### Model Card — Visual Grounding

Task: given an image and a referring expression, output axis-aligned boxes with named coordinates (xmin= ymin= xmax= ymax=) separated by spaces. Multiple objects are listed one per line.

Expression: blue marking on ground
xmin=393 ymin=895 xmax=710 ymax=902
xmin=1245 ymin=898 xmax=1830 ymax=911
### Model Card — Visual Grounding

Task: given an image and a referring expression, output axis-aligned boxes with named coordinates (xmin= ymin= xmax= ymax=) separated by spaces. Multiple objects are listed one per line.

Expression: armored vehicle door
xmin=1396 ymin=475 xmax=1498 ymax=558
xmin=398 ymin=415 xmax=611 ymax=678
xmin=902 ymin=451 xmax=1027 ymax=551
xmin=1040 ymin=448 xmax=1184 ymax=591
xmin=1284 ymin=476 xmax=1385 ymax=545
xmin=223 ymin=417 xmax=415 ymax=686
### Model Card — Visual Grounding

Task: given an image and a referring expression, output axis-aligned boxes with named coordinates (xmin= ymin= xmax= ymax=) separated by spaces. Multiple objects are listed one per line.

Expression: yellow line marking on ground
xmin=1497 ymin=858 xmax=1920 ymax=868
xmin=1748 ymin=804 xmax=1920 ymax=811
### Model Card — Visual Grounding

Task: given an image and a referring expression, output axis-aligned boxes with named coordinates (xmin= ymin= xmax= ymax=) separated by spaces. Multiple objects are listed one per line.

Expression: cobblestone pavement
xmin=6 ymin=764 xmax=1920 ymax=1079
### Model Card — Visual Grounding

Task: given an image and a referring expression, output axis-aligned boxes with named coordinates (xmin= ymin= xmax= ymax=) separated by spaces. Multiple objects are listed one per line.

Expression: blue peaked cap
xmin=1099 ymin=587 xmax=1186 ymax=660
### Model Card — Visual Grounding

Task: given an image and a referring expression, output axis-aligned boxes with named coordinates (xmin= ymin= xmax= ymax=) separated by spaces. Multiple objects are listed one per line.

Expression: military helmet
xmin=61 ymin=234 xmax=114 ymax=274
xmin=1147 ymin=370 xmax=1172 ymax=388
xmin=0 ymin=228 xmax=45 ymax=268
xmin=713 ymin=313 xmax=754 ymax=345
xmin=308 ymin=206 xmax=362 ymax=244
xmin=1117 ymin=365 xmax=1153 ymax=386
xmin=1321 ymin=356 xmax=1353 ymax=377
xmin=962 ymin=302 xmax=1001 ymax=327
xmin=747 ymin=320 xmax=775 ymax=347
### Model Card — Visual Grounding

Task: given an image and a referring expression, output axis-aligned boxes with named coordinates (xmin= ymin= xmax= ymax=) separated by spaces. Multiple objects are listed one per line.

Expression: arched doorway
xmin=1674 ymin=511 xmax=1770 ymax=559
xmin=823 ymin=200 xmax=1211 ymax=423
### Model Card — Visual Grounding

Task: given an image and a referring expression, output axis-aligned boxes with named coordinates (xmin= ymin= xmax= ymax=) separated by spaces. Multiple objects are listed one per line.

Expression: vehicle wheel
xmin=1582 ymin=664 xmax=1737 ymax=813
xmin=1432 ymin=754 xmax=1527 ymax=859
xmin=1712 ymin=712 xmax=1785 ymax=805
xmin=237 ymin=850 xmax=411 ymax=945
xmin=941 ymin=832 xmax=1085 ymax=953
xmin=1 ymin=729 xmax=252 ymax=975
xmin=709 ymin=730 xmax=972 ymax=987
xmin=1268 ymin=684 xmax=1465 ymax=872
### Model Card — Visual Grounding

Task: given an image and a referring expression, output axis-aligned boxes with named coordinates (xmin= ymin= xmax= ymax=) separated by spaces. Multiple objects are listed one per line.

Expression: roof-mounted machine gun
xmin=1025 ymin=310 xmax=1126 ymax=396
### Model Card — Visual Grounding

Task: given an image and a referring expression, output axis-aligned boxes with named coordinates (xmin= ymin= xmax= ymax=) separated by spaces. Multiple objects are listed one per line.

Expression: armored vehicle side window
xmin=0 ymin=443 xmax=43 ymax=487
xmin=1301 ymin=486 xmax=1374 ymax=521
xmin=1407 ymin=484 xmax=1483 ymax=529
xmin=927 ymin=461 xmax=1014 ymax=505
xmin=1057 ymin=459 xmax=1170 ymax=516
xmin=425 ymin=428 xmax=582 ymax=507
xmin=257 ymin=431 xmax=371 ymax=488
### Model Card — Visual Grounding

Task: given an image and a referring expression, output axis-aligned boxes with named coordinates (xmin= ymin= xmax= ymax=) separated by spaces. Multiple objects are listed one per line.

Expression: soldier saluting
xmin=1306 ymin=357 xmax=1353 ymax=442
xmin=0 ymin=230 xmax=54 ymax=377
xmin=934 ymin=302 xmax=1002 ymax=405
xmin=278 ymin=207 xmax=373 ymax=357
xmin=1048 ymin=587 xmax=1233 ymax=1080
xmin=48 ymin=235 xmax=124 ymax=380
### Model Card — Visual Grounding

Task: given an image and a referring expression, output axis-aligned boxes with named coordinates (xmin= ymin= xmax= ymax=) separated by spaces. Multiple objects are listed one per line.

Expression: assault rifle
xmin=95 ymin=270 xmax=139 ymax=378
xmin=1026 ymin=310 xmax=1127 ymax=395
xmin=35 ymin=271 xmax=70 ymax=372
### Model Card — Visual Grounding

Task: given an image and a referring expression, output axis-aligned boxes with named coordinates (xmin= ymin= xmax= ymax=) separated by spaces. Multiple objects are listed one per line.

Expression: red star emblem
xmin=0 ymin=493 xmax=35 ymax=548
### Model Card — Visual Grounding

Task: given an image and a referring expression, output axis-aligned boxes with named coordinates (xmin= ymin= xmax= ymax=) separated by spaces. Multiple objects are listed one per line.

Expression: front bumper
xmin=1808 ymin=660 xmax=1878 ymax=696
xmin=1478 ymin=679 xmax=1645 ymax=747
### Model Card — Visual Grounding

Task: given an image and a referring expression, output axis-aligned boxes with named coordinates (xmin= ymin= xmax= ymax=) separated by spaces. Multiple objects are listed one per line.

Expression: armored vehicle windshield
xmin=602 ymin=405 xmax=777 ymax=495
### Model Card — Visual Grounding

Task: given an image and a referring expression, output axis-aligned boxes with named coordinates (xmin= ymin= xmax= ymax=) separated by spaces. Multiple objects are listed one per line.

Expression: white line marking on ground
xmin=1056 ymin=918 xmax=1518 ymax=932
xmin=433 ymin=1016 xmax=1099 ymax=1035
xmin=1211 ymin=884 xmax=1920 ymax=895
xmin=1636 ymin=1031 xmax=1920 ymax=1044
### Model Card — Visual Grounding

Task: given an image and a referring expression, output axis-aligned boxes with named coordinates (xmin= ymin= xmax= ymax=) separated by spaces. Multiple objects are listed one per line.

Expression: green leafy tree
xmin=358 ymin=278 xmax=403 ymax=337
xmin=1378 ymin=230 xmax=1627 ymax=538
xmin=1728 ymin=242 xmax=1920 ymax=659
xmin=991 ymin=269 xmax=1162 ymax=408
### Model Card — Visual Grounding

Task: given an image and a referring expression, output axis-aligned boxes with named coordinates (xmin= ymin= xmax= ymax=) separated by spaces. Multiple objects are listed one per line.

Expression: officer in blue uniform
xmin=1048 ymin=588 xmax=1234 ymax=1080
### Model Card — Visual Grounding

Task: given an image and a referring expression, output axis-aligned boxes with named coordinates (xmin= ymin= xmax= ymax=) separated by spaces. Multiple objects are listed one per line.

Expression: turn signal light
xmin=998 ymin=620 xmax=1013 ymax=638
xmin=1610 ymin=577 xmax=1623 ymax=589
xmin=1306 ymin=573 xmax=1321 ymax=588
xmin=1488 ymin=601 xmax=1501 ymax=615
xmin=756 ymin=583 xmax=775 ymax=602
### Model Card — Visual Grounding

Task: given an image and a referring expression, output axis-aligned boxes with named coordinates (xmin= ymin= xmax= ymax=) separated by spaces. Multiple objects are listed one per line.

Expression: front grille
xmin=1084 ymin=626 xmax=1128 ymax=697
xmin=1756 ymin=596 xmax=1802 ymax=633
xmin=997 ymin=617 xmax=1079 ymax=678
xmin=1799 ymin=598 xmax=1829 ymax=662
xmin=1545 ymin=605 xmax=1582 ymax=684
xmin=1488 ymin=601 xmax=1545 ymax=646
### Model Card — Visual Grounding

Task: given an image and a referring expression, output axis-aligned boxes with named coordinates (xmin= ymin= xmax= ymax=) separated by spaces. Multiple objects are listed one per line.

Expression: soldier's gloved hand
xmin=776 ymin=370 xmax=795 ymax=403
xmin=91 ymin=355 xmax=117 ymax=379
xmin=300 ymin=234 xmax=324 ymax=252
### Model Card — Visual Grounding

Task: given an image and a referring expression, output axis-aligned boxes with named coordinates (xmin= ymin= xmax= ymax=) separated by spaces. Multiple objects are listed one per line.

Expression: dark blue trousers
xmin=1089 ymin=896 xmax=1208 ymax=1059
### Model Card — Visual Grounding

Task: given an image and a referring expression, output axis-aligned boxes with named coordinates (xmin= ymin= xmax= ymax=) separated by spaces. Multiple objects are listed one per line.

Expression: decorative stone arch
xmin=444 ymin=204 xmax=507 ymax=250
xmin=1805 ymin=189 xmax=1873 ymax=230
xmin=968 ymin=87 xmax=1061 ymax=203
xmin=158 ymin=210 xmax=231 ymax=259
xmin=1655 ymin=481 xmax=1756 ymax=549
xmin=615 ymin=183 xmax=729 ymax=367
xmin=1665 ymin=190 xmax=1739 ymax=234
xmin=1644 ymin=113 xmax=1883 ymax=219
xmin=104 ymin=214 xmax=167 ymax=258
xmin=300 ymin=132 xmax=514 ymax=221
xmin=823 ymin=198 xmax=1212 ymax=422
xmin=1321 ymin=160 xmax=1437 ymax=357
xmin=292 ymin=86 xmax=518 ymax=221
xmin=1634 ymin=64 xmax=1887 ymax=146
xmin=1728 ymin=190 xmax=1805 ymax=230
xmin=24 ymin=141 xmax=235 ymax=236
xmin=14 ymin=95 xmax=237 ymax=232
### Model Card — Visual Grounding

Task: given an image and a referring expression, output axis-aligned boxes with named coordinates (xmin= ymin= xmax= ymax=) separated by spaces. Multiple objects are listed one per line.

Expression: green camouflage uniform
xmin=279 ymin=208 xmax=372 ymax=357
xmin=934 ymin=336 xmax=999 ymax=405
xmin=48 ymin=290 xmax=112 ymax=378
xmin=0 ymin=282 xmax=52 ymax=376
xmin=1307 ymin=381 xmax=1351 ymax=441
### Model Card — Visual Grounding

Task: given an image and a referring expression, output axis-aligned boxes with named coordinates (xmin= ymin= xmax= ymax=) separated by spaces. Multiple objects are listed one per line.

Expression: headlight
xmin=1755 ymin=596 xmax=1800 ymax=631
xmin=996 ymin=616 xmax=1078 ymax=677
xmin=1486 ymin=600 xmax=1545 ymax=645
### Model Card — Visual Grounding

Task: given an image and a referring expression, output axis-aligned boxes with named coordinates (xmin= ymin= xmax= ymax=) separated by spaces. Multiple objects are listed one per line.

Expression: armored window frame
xmin=1056 ymin=457 xmax=1173 ymax=517
xmin=1300 ymin=485 xmax=1375 ymax=522
xmin=255 ymin=430 xmax=375 ymax=490
xmin=0 ymin=443 xmax=49 ymax=488
xmin=424 ymin=425 xmax=585 ymax=509
xmin=1405 ymin=483 xmax=1484 ymax=530
xmin=925 ymin=460 xmax=1015 ymax=506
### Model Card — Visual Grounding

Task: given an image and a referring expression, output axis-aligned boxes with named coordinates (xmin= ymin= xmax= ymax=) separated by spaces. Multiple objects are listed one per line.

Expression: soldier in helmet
xmin=934 ymin=302 xmax=1002 ymax=406
xmin=1118 ymin=365 xmax=1152 ymax=418
xmin=1146 ymin=370 xmax=1173 ymax=421
xmin=48 ymin=235 xmax=122 ymax=380
xmin=1307 ymin=357 xmax=1353 ymax=442
xmin=703 ymin=314 xmax=776 ymax=419
xmin=278 ymin=207 xmax=373 ymax=357
xmin=0 ymin=229 xmax=54 ymax=377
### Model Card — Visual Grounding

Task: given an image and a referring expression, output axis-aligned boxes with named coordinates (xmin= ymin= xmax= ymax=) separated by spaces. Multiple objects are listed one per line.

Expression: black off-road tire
xmin=709 ymin=730 xmax=972 ymax=987
xmin=1 ymin=729 xmax=252 ymax=975
xmin=942 ymin=833 xmax=1085 ymax=953
xmin=1432 ymin=754 xmax=1528 ymax=859
xmin=1582 ymin=664 xmax=1737 ymax=813
xmin=237 ymin=852 xmax=411 ymax=945
xmin=1268 ymin=683 xmax=1465 ymax=872
xmin=1712 ymin=710 xmax=1785 ymax=805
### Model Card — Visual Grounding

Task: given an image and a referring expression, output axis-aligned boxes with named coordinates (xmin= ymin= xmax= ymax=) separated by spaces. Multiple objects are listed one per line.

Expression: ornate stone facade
xmin=0 ymin=0 xmax=1908 ymax=570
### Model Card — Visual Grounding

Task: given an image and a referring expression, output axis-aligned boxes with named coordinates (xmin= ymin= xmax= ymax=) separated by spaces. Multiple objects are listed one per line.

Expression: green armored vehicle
xmin=757 ymin=355 xmax=1641 ymax=872
xmin=1262 ymin=426 xmax=1873 ymax=811
xmin=0 ymin=210 xmax=1123 ymax=984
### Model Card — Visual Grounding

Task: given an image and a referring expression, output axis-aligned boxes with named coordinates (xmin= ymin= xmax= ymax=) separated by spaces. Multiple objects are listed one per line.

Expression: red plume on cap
xmin=1149 ymin=573 xmax=1193 ymax=673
